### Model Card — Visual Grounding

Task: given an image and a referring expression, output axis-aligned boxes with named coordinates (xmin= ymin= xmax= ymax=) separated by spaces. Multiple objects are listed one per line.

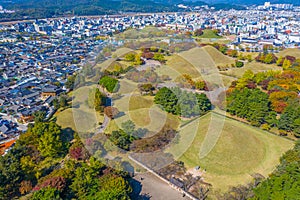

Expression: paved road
xmin=131 ymin=172 xmax=192 ymax=200
xmin=97 ymin=114 xmax=110 ymax=133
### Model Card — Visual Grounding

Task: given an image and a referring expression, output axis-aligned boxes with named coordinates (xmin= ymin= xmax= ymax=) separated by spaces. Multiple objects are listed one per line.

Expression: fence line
xmin=128 ymin=155 xmax=199 ymax=200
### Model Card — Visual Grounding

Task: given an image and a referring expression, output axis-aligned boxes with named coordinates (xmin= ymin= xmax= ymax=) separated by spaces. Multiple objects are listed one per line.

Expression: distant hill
xmin=2 ymin=0 xmax=297 ymax=21
xmin=0 ymin=0 xmax=174 ymax=21
xmin=198 ymin=0 xmax=300 ymax=5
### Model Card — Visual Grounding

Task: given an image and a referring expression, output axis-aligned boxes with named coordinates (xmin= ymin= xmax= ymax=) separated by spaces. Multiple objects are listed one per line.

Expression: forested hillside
xmin=251 ymin=141 xmax=300 ymax=199
xmin=225 ymin=58 xmax=300 ymax=137
xmin=0 ymin=121 xmax=132 ymax=199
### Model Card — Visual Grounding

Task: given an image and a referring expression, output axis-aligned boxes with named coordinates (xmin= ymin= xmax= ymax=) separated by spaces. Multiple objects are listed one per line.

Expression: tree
xmin=282 ymin=59 xmax=291 ymax=70
xmin=194 ymin=29 xmax=203 ymax=36
xmin=59 ymin=95 xmax=68 ymax=108
xmin=196 ymin=93 xmax=212 ymax=114
xmin=235 ymin=60 xmax=244 ymax=68
xmin=19 ymin=180 xmax=32 ymax=195
xmin=52 ymin=98 xmax=60 ymax=109
xmin=278 ymin=102 xmax=300 ymax=133
xmin=33 ymin=111 xmax=46 ymax=123
xmin=124 ymin=53 xmax=135 ymax=62
xmin=31 ymin=188 xmax=62 ymax=200
xmin=276 ymin=56 xmax=283 ymax=66
xmin=104 ymin=106 xmax=119 ymax=119
xmin=33 ymin=176 xmax=66 ymax=192
xmin=88 ymin=88 xmax=104 ymax=111
xmin=65 ymin=74 xmax=76 ymax=90
xmin=109 ymin=130 xmax=134 ymax=150
xmin=121 ymin=120 xmax=135 ymax=136
xmin=90 ymin=174 xmax=132 ymax=200
xmin=153 ymin=53 xmax=165 ymax=62
xmin=99 ymin=76 xmax=118 ymax=93
xmin=38 ymin=122 xmax=66 ymax=158
xmin=134 ymin=54 xmax=143 ymax=65
xmin=138 ymin=83 xmax=155 ymax=95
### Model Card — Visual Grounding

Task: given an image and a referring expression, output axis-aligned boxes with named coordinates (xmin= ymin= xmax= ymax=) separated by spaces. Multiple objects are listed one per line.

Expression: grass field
xmin=276 ymin=48 xmax=300 ymax=58
xmin=166 ymin=112 xmax=294 ymax=193
xmin=118 ymin=78 xmax=138 ymax=95
xmin=110 ymin=95 xmax=180 ymax=134
xmin=56 ymin=85 xmax=104 ymax=133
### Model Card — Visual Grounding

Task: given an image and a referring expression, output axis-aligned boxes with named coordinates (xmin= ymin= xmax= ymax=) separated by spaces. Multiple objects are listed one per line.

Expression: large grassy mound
xmin=202 ymin=45 xmax=235 ymax=67
xmin=167 ymin=112 xmax=294 ymax=192
xmin=276 ymin=48 xmax=300 ymax=59
xmin=111 ymin=95 xmax=180 ymax=134
xmin=56 ymin=85 xmax=104 ymax=133
xmin=166 ymin=54 xmax=201 ymax=78
xmin=221 ymin=61 xmax=281 ymax=78
xmin=94 ymin=47 xmax=135 ymax=70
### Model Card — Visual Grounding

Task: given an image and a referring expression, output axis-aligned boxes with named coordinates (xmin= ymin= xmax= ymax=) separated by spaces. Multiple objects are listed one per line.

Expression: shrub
xmin=235 ymin=60 xmax=244 ymax=68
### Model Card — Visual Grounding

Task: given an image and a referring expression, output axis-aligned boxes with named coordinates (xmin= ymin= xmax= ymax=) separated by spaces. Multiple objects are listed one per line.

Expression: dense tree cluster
xmin=154 ymin=87 xmax=212 ymax=118
xmin=108 ymin=120 xmax=148 ymax=150
xmin=226 ymin=68 xmax=300 ymax=136
xmin=99 ymin=76 xmax=118 ymax=93
xmin=0 ymin=121 xmax=132 ymax=199
xmin=255 ymin=53 xmax=278 ymax=64
xmin=251 ymin=141 xmax=300 ymax=199
xmin=227 ymin=88 xmax=271 ymax=126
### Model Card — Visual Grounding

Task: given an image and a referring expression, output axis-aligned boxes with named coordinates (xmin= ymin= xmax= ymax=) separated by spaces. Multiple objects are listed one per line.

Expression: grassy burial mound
xmin=167 ymin=113 xmax=294 ymax=192
xmin=167 ymin=46 xmax=234 ymax=82
xmin=221 ymin=61 xmax=281 ymax=78
xmin=56 ymin=85 xmax=104 ymax=133
xmin=276 ymin=48 xmax=300 ymax=59
xmin=94 ymin=47 xmax=135 ymax=70
xmin=202 ymin=45 xmax=235 ymax=67
xmin=111 ymin=95 xmax=180 ymax=133
xmin=166 ymin=54 xmax=201 ymax=78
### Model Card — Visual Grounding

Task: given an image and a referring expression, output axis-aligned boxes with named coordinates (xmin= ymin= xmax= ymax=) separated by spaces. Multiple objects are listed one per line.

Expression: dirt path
xmin=131 ymin=172 xmax=192 ymax=200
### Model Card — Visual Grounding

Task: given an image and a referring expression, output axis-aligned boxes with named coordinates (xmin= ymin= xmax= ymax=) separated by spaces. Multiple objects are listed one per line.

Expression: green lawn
xmin=117 ymin=78 xmax=138 ymax=95
xmin=166 ymin=112 xmax=294 ymax=193
xmin=56 ymin=85 xmax=104 ymax=133
xmin=111 ymin=95 xmax=180 ymax=134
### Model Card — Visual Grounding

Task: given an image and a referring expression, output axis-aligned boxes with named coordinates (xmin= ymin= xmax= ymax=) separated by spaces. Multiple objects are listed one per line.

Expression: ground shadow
xmin=129 ymin=179 xmax=151 ymax=200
